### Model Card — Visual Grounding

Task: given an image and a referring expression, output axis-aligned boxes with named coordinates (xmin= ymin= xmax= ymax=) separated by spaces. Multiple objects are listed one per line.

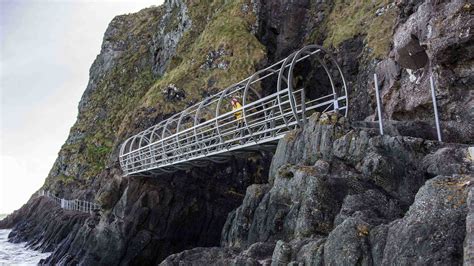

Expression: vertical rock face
xmin=1 ymin=0 xmax=473 ymax=265
xmin=152 ymin=0 xmax=191 ymax=75
xmin=255 ymin=0 xmax=311 ymax=60
xmin=377 ymin=0 xmax=473 ymax=143
xmin=465 ymin=187 xmax=474 ymax=266
xmin=46 ymin=155 xmax=271 ymax=265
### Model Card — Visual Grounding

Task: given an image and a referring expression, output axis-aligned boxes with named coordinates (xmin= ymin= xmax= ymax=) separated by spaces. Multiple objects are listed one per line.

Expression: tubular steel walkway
xmin=119 ymin=45 xmax=348 ymax=176
xmin=38 ymin=190 xmax=100 ymax=214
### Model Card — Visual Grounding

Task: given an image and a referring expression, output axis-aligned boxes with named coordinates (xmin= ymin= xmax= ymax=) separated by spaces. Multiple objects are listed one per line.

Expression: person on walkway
xmin=231 ymin=97 xmax=243 ymax=121
xmin=231 ymin=97 xmax=245 ymax=144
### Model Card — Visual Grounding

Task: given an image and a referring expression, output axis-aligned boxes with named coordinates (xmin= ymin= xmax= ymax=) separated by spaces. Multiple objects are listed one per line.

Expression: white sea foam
xmin=0 ymin=229 xmax=51 ymax=265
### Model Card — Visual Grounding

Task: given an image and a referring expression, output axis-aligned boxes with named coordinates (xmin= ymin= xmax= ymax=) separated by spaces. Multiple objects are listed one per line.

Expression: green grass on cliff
xmin=45 ymin=7 xmax=163 ymax=189
xmin=323 ymin=0 xmax=399 ymax=58
xmin=46 ymin=1 xmax=266 ymax=190
xmin=141 ymin=0 xmax=266 ymax=114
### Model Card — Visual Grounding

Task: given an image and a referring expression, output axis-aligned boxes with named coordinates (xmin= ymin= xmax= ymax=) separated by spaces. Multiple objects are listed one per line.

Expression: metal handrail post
xmin=374 ymin=73 xmax=384 ymax=135
xmin=301 ymin=89 xmax=307 ymax=124
xmin=429 ymin=74 xmax=442 ymax=142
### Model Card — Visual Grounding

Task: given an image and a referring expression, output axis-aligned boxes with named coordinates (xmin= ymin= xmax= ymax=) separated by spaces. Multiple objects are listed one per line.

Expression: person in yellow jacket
xmin=231 ymin=97 xmax=245 ymax=143
xmin=231 ymin=97 xmax=243 ymax=121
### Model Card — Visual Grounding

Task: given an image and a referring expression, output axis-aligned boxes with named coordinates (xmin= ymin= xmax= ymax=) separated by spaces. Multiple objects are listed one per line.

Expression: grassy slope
xmin=44 ymin=0 xmax=265 ymax=192
xmin=323 ymin=0 xmax=399 ymax=58
xmin=140 ymin=0 xmax=265 ymax=115
xmin=44 ymin=7 xmax=164 ymax=189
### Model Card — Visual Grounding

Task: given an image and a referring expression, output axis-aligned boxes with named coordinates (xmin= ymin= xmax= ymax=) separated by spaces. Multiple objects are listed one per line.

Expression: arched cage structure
xmin=119 ymin=45 xmax=348 ymax=176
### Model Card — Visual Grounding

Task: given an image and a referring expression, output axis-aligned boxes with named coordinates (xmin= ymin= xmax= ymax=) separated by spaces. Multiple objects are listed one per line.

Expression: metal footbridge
xmin=119 ymin=45 xmax=348 ymax=176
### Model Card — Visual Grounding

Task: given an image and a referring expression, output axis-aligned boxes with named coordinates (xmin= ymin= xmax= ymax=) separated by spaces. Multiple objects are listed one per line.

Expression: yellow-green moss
xmin=323 ymin=0 xmax=399 ymax=58
xmin=49 ymin=8 xmax=162 ymax=182
xmin=57 ymin=174 xmax=75 ymax=185
xmin=140 ymin=0 xmax=266 ymax=112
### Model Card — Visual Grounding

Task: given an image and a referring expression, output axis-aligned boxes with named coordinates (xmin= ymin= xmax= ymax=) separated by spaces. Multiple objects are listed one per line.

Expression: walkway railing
xmin=38 ymin=190 xmax=100 ymax=214
xmin=373 ymin=71 xmax=442 ymax=141
xmin=120 ymin=45 xmax=348 ymax=176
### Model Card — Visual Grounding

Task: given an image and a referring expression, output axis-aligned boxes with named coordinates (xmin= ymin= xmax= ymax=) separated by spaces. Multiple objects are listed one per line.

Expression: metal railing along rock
xmin=119 ymin=45 xmax=349 ymax=176
xmin=38 ymin=190 xmax=100 ymax=214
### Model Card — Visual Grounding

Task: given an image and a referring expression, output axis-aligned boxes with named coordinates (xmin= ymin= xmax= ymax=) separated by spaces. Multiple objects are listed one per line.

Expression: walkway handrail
xmin=119 ymin=45 xmax=348 ymax=176
xmin=37 ymin=190 xmax=100 ymax=214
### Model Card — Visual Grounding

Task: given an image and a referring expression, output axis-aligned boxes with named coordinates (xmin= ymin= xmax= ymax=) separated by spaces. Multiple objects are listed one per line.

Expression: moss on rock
xmin=323 ymin=0 xmax=399 ymax=58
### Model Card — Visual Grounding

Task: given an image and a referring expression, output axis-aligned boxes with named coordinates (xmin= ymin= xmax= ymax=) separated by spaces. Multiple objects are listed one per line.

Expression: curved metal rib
xmin=119 ymin=45 xmax=349 ymax=176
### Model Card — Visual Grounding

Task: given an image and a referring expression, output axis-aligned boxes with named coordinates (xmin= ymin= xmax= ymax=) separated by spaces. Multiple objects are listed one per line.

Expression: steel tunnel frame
xmin=119 ymin=45 xmax=348 ymax=176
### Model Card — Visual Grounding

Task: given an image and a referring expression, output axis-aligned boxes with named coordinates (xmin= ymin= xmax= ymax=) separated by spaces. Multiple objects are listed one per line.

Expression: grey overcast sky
xmin=0 ymin=0 xmax=163 ymax=214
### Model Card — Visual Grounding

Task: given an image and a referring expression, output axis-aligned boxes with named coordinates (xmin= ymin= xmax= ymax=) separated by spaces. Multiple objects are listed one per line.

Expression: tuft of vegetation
xmin=323 ymin=0 xmax=399 ymax=58
xmin=57 ymin=174 xmax=76 ymax=185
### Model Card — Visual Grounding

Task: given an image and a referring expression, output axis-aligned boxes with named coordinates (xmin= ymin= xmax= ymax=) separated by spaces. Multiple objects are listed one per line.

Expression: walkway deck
xmin=119 ymin=45 xmax=348 ymax=176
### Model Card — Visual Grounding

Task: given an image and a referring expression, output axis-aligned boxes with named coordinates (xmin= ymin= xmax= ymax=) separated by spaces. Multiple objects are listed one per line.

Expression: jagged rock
xmin=162 ymin=83 xmax=186 ymax=101
xmin=294 ymin=238 xmax=325 ymax=266
xmin=0 ymin=196 xmax=89 ymax=253
xmin=200 ymin=46 xmax=231 ymax=71
xmin=465 ymin=187 xmax=474 ymax=266
xmin=269 ymin=112 xmax=348 ymax=182
xmin=382 ymin=175 xmax=472 ymax=265
xmin=160 ymin=241 xmax=275 ymax=266
xmin=374 ymin=58 xmax=400 ymax=92
xmin=368 ymin=224 xmax=389 ymax=266
xmin=334 ymin=190 xmax=403 ymax=227
xmin=271 ymin=240 xmax=291 ymax=265
xmin=153 ymin=0 xmax=191 ymax=75
xmin=160 ymin=247 xmax=240 ymax=266
xmin=379 ymin=0 xmax=473 ymax=143
xmin=222 ymin=184 xmax=271 ymax=249
xmin=238 ymin=242 xmax=275 ymax=262
xmin=323 ymin=217 xmax=372 ymax=265
xmin=422 ymin=146 xmax=474 ymax=177
xmin=216 ymin=117 xmax=472 ymax=265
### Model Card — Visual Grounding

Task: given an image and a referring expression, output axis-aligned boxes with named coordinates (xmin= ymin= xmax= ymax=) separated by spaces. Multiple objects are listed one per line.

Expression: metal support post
xmin=301 ymin=89 xmax=307 ymax=124
xmin=374 ymin=73 xmax=384 ymax=135
xmin=429 ymin=74 xmax=442 ymax=142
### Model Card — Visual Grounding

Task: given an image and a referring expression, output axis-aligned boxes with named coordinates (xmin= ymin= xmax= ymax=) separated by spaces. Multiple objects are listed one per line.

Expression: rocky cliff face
xmin=162 ymin=113 xmax=472 ymax=265
xmin=1 ymin=0 xmax=473 ymax=265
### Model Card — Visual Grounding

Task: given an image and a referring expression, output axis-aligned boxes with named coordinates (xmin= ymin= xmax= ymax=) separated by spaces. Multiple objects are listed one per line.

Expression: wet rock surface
xmin=0 ymin=196 xmax=90 ymax=254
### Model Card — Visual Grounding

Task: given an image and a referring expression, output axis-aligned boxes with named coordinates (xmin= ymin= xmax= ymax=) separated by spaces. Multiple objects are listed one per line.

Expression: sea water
xmin=0 ymin=229 xmax=50 ymax=265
